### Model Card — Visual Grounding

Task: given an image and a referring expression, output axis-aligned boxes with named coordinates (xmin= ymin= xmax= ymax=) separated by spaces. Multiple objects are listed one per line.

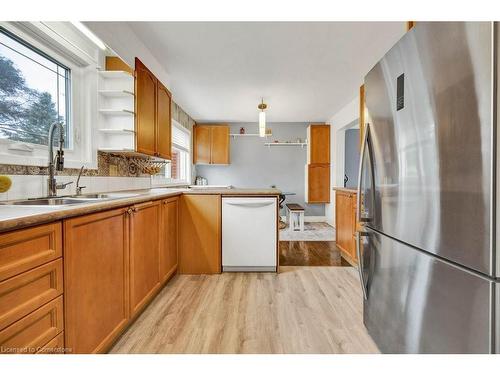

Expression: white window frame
xmin=0 ymin=22 xmax=98 ymax=169
xmin=152 ymin=119 xmax=192 ymax=187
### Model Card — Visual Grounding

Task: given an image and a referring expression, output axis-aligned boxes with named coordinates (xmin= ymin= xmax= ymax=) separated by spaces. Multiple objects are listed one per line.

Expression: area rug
xmin=279 ymin=222 xmax=335 ymax=241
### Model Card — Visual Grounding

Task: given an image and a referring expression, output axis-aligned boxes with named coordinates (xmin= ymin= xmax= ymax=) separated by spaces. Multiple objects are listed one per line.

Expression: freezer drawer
xmin=222 ymin=197 xmax=277 ymax=272
xmin=360 ymin=228 xmax=493 ymax=353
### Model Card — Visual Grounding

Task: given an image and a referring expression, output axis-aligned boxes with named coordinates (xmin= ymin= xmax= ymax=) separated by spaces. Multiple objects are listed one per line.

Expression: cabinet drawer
xmin=0 ymin=296 xmax=63 ymax=354
xmin=0 ymin=259 xmax=63 ymax=331
xmin=36 ymin=331 xmax=64 ymax=354
xmin=0 ymin=222 xmax=62 ymax=282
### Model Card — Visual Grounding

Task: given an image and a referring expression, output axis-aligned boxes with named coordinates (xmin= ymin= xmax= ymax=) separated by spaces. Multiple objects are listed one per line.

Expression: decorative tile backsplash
xmin=0 ymin=151 xmax=147 ymax=177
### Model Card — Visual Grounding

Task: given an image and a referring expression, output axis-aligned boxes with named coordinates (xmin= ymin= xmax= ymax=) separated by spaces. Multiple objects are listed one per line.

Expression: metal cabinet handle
xmin=356 ymin=230 xmax=369 ymax=300
xmin=127 ymin=208 xmax=133 ymax=215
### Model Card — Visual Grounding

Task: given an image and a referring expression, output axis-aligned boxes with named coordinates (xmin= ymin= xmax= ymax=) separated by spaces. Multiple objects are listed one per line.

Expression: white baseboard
xmin=280 ymin=215 xmax=328 ymax=223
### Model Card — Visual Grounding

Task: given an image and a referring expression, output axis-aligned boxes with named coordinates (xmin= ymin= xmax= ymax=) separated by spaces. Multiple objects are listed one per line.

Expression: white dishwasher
xmin=222 ymin=197 xmax=277 ymax=272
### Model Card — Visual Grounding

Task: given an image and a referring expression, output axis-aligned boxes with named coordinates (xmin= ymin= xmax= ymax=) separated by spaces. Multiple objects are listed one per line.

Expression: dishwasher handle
xmin=225 ymin=201 xmax=275 ymax=208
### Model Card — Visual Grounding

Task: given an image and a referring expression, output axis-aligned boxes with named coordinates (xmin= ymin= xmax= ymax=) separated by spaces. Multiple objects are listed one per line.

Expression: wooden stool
xmin=286 ymin=203 xmax=305 ymax=232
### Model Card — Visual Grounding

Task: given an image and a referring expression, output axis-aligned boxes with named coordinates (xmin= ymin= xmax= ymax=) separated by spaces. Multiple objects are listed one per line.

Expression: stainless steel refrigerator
xmin=357 ymin=22 xmax=500 ymax=353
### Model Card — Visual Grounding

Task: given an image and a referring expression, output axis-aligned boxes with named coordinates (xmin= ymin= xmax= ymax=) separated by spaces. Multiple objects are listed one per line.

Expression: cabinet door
xmin=130 ymin=201 xmax=161 ymax=316
xmin=135 ymin=58 xmax=157 ymax=156
xmin=308 ymin=164 xmax=330 ymax=203
xmin=210 ymin=126 xmax=230 ymax=164
xmin=193 ymin=125 xmax=212 ymax=164
xmin=179 ymin=194 xmax=221 ymax=274
xmin=64 ymin=208 xmax=129 ymax=354
xmin=335 ymin=193 xmax=346 ymax=252
xmin=156 ymin=81 xmax=172 ymax=160
xmin=309 ymin=124 xmax=330 ymax=164
xmin=160 ymin=197 xmax=178 ymax=283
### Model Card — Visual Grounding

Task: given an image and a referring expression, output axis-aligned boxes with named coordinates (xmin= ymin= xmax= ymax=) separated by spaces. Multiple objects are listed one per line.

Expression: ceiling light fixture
xmin=258 ymin=98 xmax=267 ymax=137
xmin=71 ymin=21 xmax=107 ymax=51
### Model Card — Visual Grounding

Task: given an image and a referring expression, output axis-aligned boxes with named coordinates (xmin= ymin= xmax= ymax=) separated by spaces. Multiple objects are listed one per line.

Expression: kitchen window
xmin=0 ymin=27 xmax=71 ymax=148
xmin=0 ymin=22 xmax=98 ymax=169
xmin=170 ymin=122 xmax=191 ymax=183
xmin=154 ymin=121 xmax=191 ymax=185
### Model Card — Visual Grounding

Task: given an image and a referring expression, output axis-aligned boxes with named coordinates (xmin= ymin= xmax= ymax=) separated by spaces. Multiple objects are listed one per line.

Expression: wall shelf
xmin=98 ymin=70 xmax=133 ymax=79
xmin=99 ymin=128 xmax=135 ymax=134
xmin=99 ymin=90 xmax=134 ymax=98
xmin=99 ymin=109 xmax=134 ymax=116
xmin=230 ymin=133 xmax=270 ymax=139
xmin=264 ymin=142 xmax=307 ymax=148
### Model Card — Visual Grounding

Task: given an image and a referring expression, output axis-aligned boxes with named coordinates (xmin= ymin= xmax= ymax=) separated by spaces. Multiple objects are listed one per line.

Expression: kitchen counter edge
xmin=0 ymin=188 xmax=281 ymax=233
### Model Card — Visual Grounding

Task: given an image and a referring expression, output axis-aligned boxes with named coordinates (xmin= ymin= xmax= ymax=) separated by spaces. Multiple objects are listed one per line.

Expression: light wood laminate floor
xmin=110 ymin=267 xmax=379 ymax=354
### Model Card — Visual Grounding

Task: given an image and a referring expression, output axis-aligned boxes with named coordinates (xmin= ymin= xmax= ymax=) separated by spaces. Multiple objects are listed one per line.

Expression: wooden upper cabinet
xmin=179 ymin=194 xmax=221 ymax=274
xmin=64 ymin=208 xmax=130 ymax=354
xmin=129 ymin=200 xmax=161 ymax=317
xmin=160 ymin=197 xmax=178 ymax=283
xmin=135 ymin=57 xmax=172 ymax=159
xmin=308 ymin=124 xmax=330 ymax=164
xmin=156 ymin=81 xmax=172 ymax=159
xmin=193 ymin=125 xmax=212 ymax=164
xmin=193 ymin=124 xmax=230 ymax=165
xmin=307 ymin=164 xmax=331 ymax=203
xmin=210 ymin=125 xmax=230 ymax=164
xmin=135 ymin=58 xmax=157 ymax=156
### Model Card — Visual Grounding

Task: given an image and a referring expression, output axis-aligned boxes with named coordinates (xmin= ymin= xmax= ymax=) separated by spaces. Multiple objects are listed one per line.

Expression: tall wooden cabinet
xmin=135 ymin=57 xmax=172 ymax=159
xmin=129 ymin=200 xmax=161 ymax=317
xmin=64 ymin=208 xmax=130 ymax=354
xmin=193 ymin=124 xmax=230 ymax=165
xmin=306 ymin=124 xmax=331 ymax=203
xmin=179 ymin=194 xmax=221 ymax=274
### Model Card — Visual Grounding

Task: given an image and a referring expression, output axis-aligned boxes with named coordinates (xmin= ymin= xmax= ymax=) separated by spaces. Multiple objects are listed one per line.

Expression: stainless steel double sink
xmin=1 ymin=192 xmax=142 ymax=207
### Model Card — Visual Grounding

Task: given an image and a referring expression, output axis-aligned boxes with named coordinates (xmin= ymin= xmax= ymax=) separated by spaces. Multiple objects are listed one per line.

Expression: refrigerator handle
xmin=357 ymin=123 xmax=371 ymax=223
xmin=356 ymin=230 xmax=369 ymax=300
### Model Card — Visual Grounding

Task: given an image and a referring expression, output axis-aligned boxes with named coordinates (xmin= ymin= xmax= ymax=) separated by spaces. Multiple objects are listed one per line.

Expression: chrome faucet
xmin=75 ymin=166 xmax=87 ymax=196
xmin=47 ymin=122 xmax=72 ymax=197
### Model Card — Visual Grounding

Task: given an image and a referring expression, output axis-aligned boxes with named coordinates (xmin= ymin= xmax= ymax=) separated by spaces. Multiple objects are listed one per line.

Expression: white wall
xmin=325 ymin=96 xmax=360 ymax=226
xmin=84 ymin=22 xmax=171 ymax=88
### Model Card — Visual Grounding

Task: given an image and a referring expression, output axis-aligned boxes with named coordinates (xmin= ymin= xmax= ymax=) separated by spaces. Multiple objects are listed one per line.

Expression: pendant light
xmin=258 ymin=98 xmax=267 ymax=137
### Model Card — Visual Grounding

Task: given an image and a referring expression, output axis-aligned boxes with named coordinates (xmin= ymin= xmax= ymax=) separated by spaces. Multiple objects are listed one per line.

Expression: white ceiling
xmin=126 ymin=22 xmax=405 ymax=123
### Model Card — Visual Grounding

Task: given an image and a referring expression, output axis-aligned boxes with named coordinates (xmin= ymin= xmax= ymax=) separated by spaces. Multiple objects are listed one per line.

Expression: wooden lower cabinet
xmin=0 ymin=222 xmax=62 ymax=283
xmin=179 ymin=194 xmax=221 ymax=274
xmin=129 ymin=200 xmax=161 ymax=317
xmin=37 ymin=331 xmax=64 ymax=354
xmin=64 ymin=208 xmax=130 ymax=354
xmin=335 ymin=190 xmax=358 ymax=264
xmin=0 ymin=259 xmax=63 ymax=332
xmin=160 ymin=197 xmax=178 ymax=283
xmin=0 ymin=296 xmax=63 ymax=354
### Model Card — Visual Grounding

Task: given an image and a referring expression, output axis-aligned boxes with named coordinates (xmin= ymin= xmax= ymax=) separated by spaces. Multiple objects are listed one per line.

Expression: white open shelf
xmin=98 ymin=70 xmax=133 ymax=79
xmin=99 ymin=90 xmax=134 ymax=98
xmin=230 ymin=133 xmax=271 ymax=138
xmin=264 ymin=142 xmax=308 ymax=148
xmin=99 ymin=128 xmax=135 ymax=134
xmin=99 ymin=109 xmax=134 ymax=116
